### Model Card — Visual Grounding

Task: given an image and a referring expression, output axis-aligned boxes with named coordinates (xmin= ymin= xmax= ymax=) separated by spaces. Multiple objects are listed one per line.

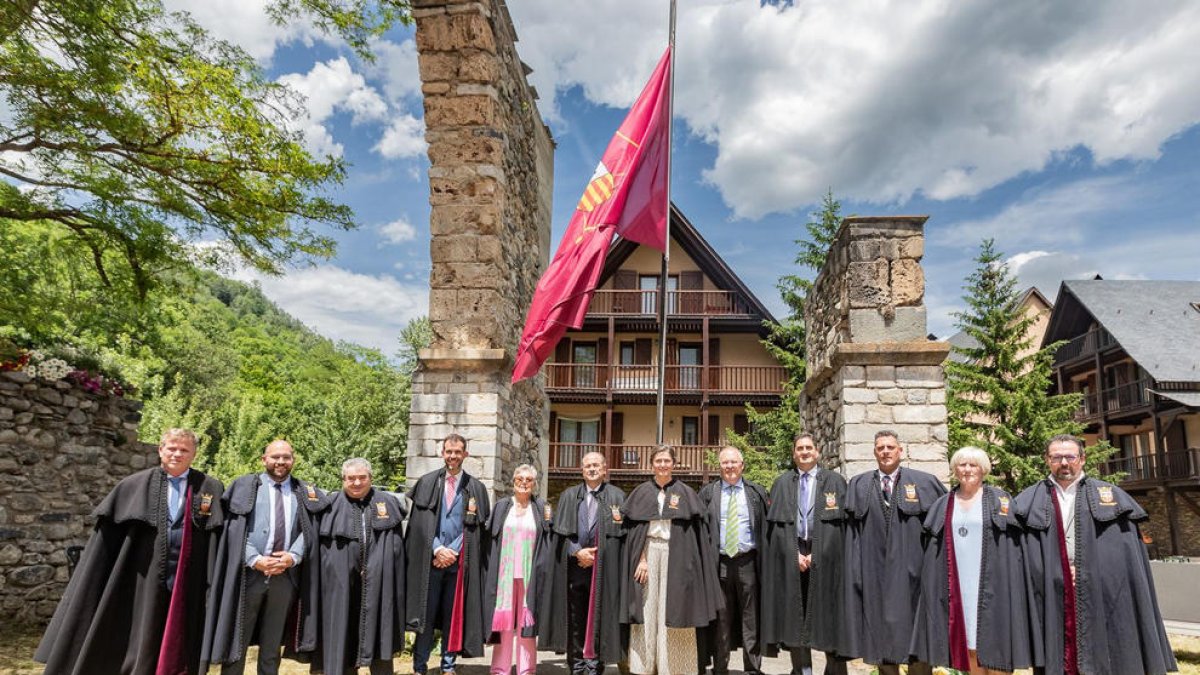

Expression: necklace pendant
xmin=957 ymin=526 xmax=969 ymax=537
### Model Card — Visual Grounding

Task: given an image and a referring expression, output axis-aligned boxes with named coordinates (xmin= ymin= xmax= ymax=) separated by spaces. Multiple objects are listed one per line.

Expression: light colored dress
xmin=952 ymin=497 xmax=984 ymax=650
xmin=629 ymin=488 xmax=697 ymax=675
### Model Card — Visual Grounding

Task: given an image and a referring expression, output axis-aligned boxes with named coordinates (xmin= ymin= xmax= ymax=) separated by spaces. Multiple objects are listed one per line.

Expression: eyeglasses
xmin=1048 ymin=454 xmax=1079 ymax=464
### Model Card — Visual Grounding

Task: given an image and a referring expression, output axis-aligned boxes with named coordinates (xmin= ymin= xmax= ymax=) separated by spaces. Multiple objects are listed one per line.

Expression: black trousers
xmin=222 ymin=570 xmax=296 ymax=675
xmin=567 ymin=561 xmax=604 ymax=674
xmin=700 ymin=550 xmax=761 ymax=675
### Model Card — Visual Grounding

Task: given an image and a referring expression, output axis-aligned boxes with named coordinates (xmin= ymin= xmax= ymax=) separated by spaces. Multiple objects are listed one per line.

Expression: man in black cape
xmin=697 ymin=446 xmax=770 ymax=675
xmin=309 ymin=457 xmax=407 ymax=675
xmin=1013 ymin=434 xmax=1176 ymax=675
xmin=540 ymin=451 xmax=628 ymax=675
xmin=841 ymin=429 xmax=945 ymax=675
xmin=201 ymin=440 xmax=327 ymax=674
xmin=405 ymin=433 xmax=491 ymax=674
xmin=35 ymin=427 xmax=224 ymax=675
xmin=761 ymin=434 xmax=849 ymax=675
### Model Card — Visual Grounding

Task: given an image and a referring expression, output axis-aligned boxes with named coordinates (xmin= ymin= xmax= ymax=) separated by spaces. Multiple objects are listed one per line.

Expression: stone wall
xmin=0 ymin=370 xmax=156 ymax=625
xmin=802 ymin=217 xmax=952 ymax=479
xmin=1133 ymin=487 xmax=1200 ymax=558
xmin=407 ymin=0 xmax=554 ymax=497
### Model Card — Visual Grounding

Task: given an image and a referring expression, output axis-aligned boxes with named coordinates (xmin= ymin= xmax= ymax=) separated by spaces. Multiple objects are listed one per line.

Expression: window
xmin=558 ymin=418 xmax=600 ymax=468
xmin=573 ymin=342 xmax=597 ymax=388
xmin=639 ymin=275 xmax=678 ymax=314
xmin=682 ymin=417 xmax=699 ymax=445
xmin=678 ymin=343 xmax=701 ymax=389
xmin=619 ymin=341 xmax=636 ymax=365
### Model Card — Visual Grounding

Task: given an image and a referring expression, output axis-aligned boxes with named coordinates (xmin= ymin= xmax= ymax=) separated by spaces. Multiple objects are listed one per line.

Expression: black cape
xmin=841 ymin=466 xmax=946 ymax=664
xmin=1013 ymin=477 xmax=1177 ymax=675
xmin=482 ymin=496 xmax=554 ymax=640
xmin=308 ymin=488 xmax=406 ymax=675
xmin=200 ymin=473 xmax=328 ymax=668
xmin=909 ymin=486 xmax=1034 ymax=671
xmin=696 ymin=477 xmax=770 ymax=664
xmin=539 ymin=482 xmax=628 ymax=662
xmin=404 ymin=468 xmax=491 ymax=657
xmin=35 ymin=466 xmax=225 ymax=675
xmin=619 ymin=478 xmax=723 ymax=628
xmin=761 ymin=468 xmax=847 ymax=656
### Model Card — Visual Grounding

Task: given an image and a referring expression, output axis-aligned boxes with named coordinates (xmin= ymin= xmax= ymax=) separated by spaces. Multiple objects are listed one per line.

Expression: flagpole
xmin=655 ymin=0 xmax=677 ymax=446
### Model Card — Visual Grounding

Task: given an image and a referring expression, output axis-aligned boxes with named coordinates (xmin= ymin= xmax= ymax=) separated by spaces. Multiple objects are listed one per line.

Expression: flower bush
xmin=0 ymin=342 xmax=131 ymax=397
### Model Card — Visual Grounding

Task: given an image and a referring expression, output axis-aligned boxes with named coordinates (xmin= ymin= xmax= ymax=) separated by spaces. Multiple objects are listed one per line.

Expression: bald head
xmin=580 ymin=450 xmax=607 ymax=488
xmin=719 ymin=446 xmax=745 ymax=485
xmin=262 ymin=440 xmax=295 ymax=481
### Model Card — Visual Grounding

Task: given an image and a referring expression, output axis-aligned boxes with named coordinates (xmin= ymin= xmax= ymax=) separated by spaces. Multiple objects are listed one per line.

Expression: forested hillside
xmin=1 ymin=220 xmax=426 ymax=490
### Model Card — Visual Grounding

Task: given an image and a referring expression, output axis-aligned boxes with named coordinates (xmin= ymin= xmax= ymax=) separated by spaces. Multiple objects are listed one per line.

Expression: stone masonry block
xmin=431 ymin=262 xmax=503 ymax=289
xmin=906 ymin=443 xmax=948 ymax=462
xmin=892 ymin=404 xmax=947 ymax=424
xmin=930 ymin=389 xmax=946 ymax=404
xmin=844 ymin=442 xmax=877 ymax=462
xmin=848 ymin=306 xmax=928 ymax=343
xmin=847 ymin=260 xmax=890 ymax=308
xmin=899 ymin=236 xmax=924 ymax=259
xmin=906 ymin=389 xmax=928 ymax=404
xmin=411 ymin=393 xmax=466 ymax=414
xmin=427 ymin=136 xmax=503 ymax=166
xmin=422 ymin=82 xmax=451 ymax=96
xmin=430 ymin=235 xmax=478 ymax=263
xmin=843 ymin=388 xmax=878 ymax=404
xmin=418 ymin=52 xmax=458 ymax=82
xmin=415 ymin=13 xmax=496 ymax=54
xmin=932 ymin=424 xmax=948 ymax=442
xmin=896 ymin=366 xmax=943 ymax=388
xmin=459 ymin=52 xmax=498 ymax=82
xmin=842 ymin=365 xmax=865 ymax=386
xmin=425 ymin=95 xmax=496 ymax=127
xmin=891 ymin=258 xmax=924 ymax=306
xmin=843 ymin=405 xmax=866 ymax=424
xmin=878 ymin=388 xmax=906 ymax=404
xmin=465 ymin=394 xmax=499 ymax=415
xmin=865 ymin=366 xmax=895 ymax=388
xmin=866 ymin=405 xmax=893 ymax=424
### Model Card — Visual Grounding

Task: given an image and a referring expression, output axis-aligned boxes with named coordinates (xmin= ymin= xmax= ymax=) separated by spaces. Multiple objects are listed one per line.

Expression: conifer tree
xmin=946 ymin=239 xmax=1115 ymax=492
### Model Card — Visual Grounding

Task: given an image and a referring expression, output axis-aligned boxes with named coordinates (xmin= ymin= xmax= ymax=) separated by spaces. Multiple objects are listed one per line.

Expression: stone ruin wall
xmin=0 ymin=370 xmax=157 ymax=625
xmin=802 ymin=217 xmax=952 ymax=479
xmin=407 ymin=0 xmax=554 ymax=497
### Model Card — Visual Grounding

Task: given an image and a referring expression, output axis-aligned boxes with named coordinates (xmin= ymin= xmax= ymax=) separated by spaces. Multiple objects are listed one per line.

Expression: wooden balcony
xmin=545 ymin=363 xmax=787 ymax=396
xmin=1101 ymin=448 xmax=1200 ymax=484
xmin=548 ymin=442 xmax=718 ymax=478
xmin=1054 ymin=327 xmax=1118 ymax=365
xmin=587 ymin=289 xmax=754 ymax=317
xmin=1072 ymin=378 xmax=1152 ymax=421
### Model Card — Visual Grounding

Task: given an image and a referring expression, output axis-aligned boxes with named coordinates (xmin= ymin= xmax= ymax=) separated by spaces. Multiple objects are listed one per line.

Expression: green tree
xmin=0 ymin=0 xmax=409 ymax=299
xmin=730 ymin=189 xmax=842 ymax=487
xmin=946 ymin=239 xmax=1117 ymax=492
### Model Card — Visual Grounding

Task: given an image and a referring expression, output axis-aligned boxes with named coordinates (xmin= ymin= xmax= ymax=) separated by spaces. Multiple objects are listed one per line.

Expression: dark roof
xmin=600 ymin=203 xmax=777 ymax=324
xmin=1043 ymin=280 xmax=1200 ymax=383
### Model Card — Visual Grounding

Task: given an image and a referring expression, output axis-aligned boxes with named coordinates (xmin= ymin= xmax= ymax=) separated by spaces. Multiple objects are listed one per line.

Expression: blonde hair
xmin=949 ymin=446 xmax=992 ymax=476
xmin=160 ymin=428 xmax=198 ymax=448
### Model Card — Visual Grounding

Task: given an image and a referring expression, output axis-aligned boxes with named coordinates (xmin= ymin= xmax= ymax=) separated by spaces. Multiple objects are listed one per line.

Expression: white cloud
xmin=1006 ymin=250 xmax=1054 ymax=273
xmin=367 ymin=39 xmax=422 ymax=103
xmin=508 ymin=0 xmax=1200 ymax=218
xmin=276 ymin=58 xmax=388 ymax=157
xmin=163 ymin=0 xmax=322 ymax=62
xmin=230 ymin=265 xmax=427 ymax=352
xmin=375 ymin=114 xmax=426 ymax=159
xmin=379 ymin=218 xmax=418 ymax=244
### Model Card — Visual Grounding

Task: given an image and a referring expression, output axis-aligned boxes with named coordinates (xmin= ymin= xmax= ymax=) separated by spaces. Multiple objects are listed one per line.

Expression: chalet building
xmin=947 ymin=286 xmax=1053 ymax=365
xmin=545 ymin=205 xmax=785 ymax=492
xmin=1044 ymin=280 xmax=1200 ymax=556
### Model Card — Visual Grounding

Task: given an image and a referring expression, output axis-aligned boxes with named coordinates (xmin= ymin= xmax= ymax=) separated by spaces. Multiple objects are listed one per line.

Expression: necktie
xmin=168 ymin=476 xmax=185 ymax=521
xmin=271 ymin=482 xmax=287 ymax=553
xmin=881 ymin=475 xmax=892 ymax=505
xmin=585 ymin=490 xmax=597 ymax=533
xmin=798 ymin=472 xmax=811 ymax=540
xmin=445 ymin=473 xmax=457 ymax=511
xmin=724 ymin=485 xmax=740 ymax=557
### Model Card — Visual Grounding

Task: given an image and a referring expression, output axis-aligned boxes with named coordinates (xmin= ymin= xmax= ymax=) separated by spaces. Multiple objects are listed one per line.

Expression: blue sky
xmin=164 ymin=0 xmax=1200 ymax=353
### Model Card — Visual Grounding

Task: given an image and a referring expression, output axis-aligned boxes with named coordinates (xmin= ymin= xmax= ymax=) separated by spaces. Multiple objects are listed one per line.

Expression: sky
xmin=167 ymin=0 xmax=1200 ymax=354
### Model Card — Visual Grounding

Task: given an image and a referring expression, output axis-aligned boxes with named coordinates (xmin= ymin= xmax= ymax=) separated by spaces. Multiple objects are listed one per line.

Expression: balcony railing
xmin=1072 ymin=378 xmax=1152 ymax=421
xmin=587 ymin=289 xmax=754 ymax=317
xmin=545 ymin=363 xmax=787 ymax=395
xmin=1055 ymin=327 xmax=1118 ymax=363
xmin=549 ymin=442 xmax=718 ymax=475
xmin=1101 ymin=448 xmax=1200 ymax=483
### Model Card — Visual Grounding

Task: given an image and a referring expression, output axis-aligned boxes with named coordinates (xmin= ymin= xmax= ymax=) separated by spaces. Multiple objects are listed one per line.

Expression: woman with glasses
xmin=483 ymin=464 xmax=554 ymax=675
xmin=620 ymin=445 xmax=722 ymax=675
xmin=909 ymin=447 xmax=1033 ymax=674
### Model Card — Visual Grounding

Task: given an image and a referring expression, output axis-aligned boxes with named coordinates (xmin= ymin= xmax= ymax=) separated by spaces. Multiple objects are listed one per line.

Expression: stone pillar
xmin=802 ymin=217 xmax=951 ymax=480
xmin=407 ymin=0 xmax=554 ymax=497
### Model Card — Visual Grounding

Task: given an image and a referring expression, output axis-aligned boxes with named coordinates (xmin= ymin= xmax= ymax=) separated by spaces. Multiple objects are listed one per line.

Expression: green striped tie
xmin=724 ymin=486 xmax=739 ymax=557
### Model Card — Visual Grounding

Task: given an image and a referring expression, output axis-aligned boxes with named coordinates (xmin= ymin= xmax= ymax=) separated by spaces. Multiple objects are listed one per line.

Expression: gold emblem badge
xmin=824 ymin=492 xmax=838 ymax=510
xmin=611 ymin=505 xmax=622 ymax=523
xmin=375 ymin=501 xmax=388 ymax=519
xmin=306 ymin=484 xmax=318 ymax=501
xmin=668 ymin=494 xmax=681 ymax=510
xmin=199 ymin=493 xmax=213 ymax=516
xmin=904 ymin=484 xmax=918 ymax=502
xmin=468 ymin=497 xmax=478 ymax=515
xmin=1098 ymin=486 xmax=1115 ymax=505
xmin=998 ymin=496 xmax=1010 ymax=516
xmin=543 ymin=504 xmax=553 ymax=521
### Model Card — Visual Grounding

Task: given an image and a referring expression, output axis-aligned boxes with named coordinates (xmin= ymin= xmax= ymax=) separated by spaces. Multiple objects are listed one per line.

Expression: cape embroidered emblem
xmin=1098 ymin=486 xmax=1115 ymax=505
xmin=467 ymin=496 xmax=478 ymax=515
xmin=306 ymin=484 xmax=318 ymax=501
xmin=824 ymin=492 xmax=838 ymax=510
xmin=543 ymin=503 xmax=553 ymax=521
xmin=611 ymin=505 xmax=622 ymax=522
xmin=199 ymin=493 xmax=213 ymax=516
xmin=668 ymin=494 xmax=681 ymax=510
xmin=998 ymin=496 xmax=1011 ymax=516
xmin=375 ymin=501 xmax=388 ymax=519
xmin=903 ymin=483 xmax=918 ymax=502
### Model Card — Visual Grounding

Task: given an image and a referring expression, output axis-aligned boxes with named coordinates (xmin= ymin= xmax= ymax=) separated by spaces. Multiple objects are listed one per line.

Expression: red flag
xmin=512 ymin=48 xmax=672 ymax=383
